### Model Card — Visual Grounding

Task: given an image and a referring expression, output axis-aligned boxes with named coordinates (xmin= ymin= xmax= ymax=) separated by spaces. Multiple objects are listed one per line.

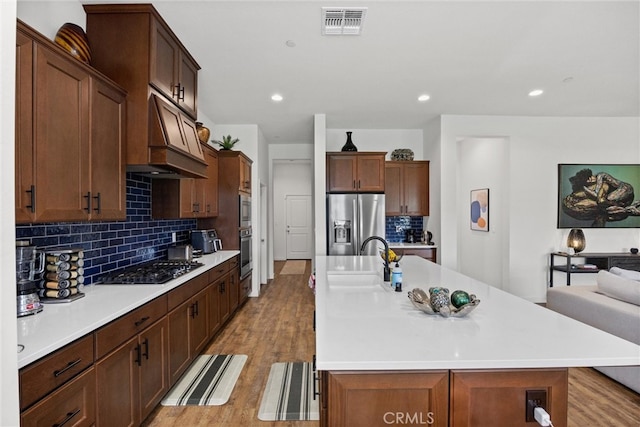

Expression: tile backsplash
xmin=15 ymin=173 xmax=196 ymax=285
xmin=385 ymin=216 xmax=424 ymax=243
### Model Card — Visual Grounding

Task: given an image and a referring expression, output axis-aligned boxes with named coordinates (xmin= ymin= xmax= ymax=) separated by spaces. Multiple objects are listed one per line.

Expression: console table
xmin=549 ymin=252 xmax=640 ymax=286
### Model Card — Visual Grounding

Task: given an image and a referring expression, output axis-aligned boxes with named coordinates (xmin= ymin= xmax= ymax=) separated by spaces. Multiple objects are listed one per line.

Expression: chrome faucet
xmin=360 ymin=236 xmax=391 ymax=283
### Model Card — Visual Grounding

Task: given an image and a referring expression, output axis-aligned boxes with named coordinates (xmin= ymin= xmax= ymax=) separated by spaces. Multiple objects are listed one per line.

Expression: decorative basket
xmin=391 ymin=149 xmax=414 ymax=161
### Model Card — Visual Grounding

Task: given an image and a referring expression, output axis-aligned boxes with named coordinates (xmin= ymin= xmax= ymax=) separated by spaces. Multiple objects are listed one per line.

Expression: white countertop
xmin=315 ymin=255 xmax=640 ymax=371
xmin=17 ymin=251 xmax=239 ymax=369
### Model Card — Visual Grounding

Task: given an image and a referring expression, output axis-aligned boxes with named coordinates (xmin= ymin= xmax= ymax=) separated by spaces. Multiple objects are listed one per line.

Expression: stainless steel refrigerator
xmin=327 ymin=194 xmax=386 ymax=255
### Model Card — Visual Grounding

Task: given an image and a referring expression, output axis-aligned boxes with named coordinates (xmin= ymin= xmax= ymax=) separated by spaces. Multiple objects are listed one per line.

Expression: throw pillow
xmin=596 ymin=271 xmax=640 ymax=306
xmin=609 ymin=266 xmax=640 ymax=281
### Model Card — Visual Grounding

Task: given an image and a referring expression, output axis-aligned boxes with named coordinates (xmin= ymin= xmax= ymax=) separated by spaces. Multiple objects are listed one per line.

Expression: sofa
xmin=546 ymin=267 xmax=640 ymax=393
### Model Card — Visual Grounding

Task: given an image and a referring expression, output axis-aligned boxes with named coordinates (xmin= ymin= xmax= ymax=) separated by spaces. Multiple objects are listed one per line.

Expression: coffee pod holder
xmin=39 ymin=248 xmax=86 ymax=303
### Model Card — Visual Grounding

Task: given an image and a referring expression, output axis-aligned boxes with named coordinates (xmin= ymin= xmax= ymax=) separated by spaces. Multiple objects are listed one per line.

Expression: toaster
xmin=191 ymin=229 xmax=217 ymax=254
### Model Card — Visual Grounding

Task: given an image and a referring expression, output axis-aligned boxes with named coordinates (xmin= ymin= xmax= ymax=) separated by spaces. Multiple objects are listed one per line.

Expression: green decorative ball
xmin=451 ymin=290 xmax=471 ymax=308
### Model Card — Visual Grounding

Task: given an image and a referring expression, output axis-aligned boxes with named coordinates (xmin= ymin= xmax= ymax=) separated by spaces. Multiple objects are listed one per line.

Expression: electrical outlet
xmin=526 ymin=389 xmax=547 ymax=422
xmin=171 ymin=232 xmax=177 ymax=243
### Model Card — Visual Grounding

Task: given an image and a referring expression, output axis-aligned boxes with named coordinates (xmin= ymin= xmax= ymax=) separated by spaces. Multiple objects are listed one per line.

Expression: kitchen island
xmin=315 ymin=255 xmax=640 ymax=427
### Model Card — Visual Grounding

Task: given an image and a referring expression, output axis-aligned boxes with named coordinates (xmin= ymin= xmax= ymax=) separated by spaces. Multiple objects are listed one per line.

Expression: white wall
xmin=423 ymin=117 xmax=442 ymax=261
xmin=314 ymin=115 xmax=327 ymax=256
xmin=438 ymin=115 xmax=640 ymax=302
xmin=2 ymin=2 xmax=20 ymax=425
xmin=17 ymin=0 xmax=85 ymax=37
xmin=326 ymin=129 xmax=424 ymax=160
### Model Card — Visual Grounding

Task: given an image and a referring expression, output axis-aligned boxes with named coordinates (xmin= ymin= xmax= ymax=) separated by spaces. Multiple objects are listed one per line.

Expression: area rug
xmin=161 ymin=354 xmax=247 ymax=406
xmin=258 ymin=362 xmax=319 ymax=421
xmin=280 ymin=260 xmax=306 ymax=275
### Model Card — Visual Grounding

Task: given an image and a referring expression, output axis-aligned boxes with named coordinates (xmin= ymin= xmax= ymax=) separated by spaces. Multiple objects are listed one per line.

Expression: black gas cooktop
xmin=99 ymin=260 xmax=203 ymax=284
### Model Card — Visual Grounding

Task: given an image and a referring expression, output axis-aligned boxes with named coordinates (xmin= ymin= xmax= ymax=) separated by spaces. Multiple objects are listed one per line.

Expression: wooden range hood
xmin=124 ymin=93 xmax=207 ymax=179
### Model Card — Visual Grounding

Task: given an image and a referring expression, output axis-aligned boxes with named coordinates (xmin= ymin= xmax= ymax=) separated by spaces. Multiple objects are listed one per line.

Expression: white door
xmin=286 ymin=195 xmax=313 ymax=259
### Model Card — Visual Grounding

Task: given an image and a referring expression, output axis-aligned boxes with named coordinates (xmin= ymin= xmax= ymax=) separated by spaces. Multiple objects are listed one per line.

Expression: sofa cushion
xmin=609 ymin=266 xmax=640 ymax=281
xmin=596 ymin=270 xmax=640 ymax=306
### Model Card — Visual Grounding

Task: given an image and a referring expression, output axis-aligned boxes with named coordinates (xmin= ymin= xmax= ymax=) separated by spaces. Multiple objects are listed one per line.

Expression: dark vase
xmin=341 ymin=131 xmax=358 ymax=152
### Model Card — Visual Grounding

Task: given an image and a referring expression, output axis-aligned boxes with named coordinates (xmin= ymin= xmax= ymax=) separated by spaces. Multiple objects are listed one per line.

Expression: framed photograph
xmin=470 ymin=188 xmax=489 ymax=231
xmin=558 ymin=164 xmax=640 ymax=228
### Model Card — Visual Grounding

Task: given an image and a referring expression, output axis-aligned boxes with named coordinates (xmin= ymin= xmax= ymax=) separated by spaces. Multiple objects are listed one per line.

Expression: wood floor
xmin=142 ymin=261 xmax=640 ymax=427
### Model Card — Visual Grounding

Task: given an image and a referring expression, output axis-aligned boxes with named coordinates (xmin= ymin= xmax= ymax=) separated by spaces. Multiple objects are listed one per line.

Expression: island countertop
xmin=315 ymin=255 xmax=640 ymax=371
xmin=17 ymin=251 xmax=239 ymax=368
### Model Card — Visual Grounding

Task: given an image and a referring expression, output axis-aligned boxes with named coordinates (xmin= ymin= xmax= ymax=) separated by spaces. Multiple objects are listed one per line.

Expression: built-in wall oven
xmin=240 ymin=227 xmax=252 ymax=279
xmin=240 ymin=194 xmax=251 ymax=228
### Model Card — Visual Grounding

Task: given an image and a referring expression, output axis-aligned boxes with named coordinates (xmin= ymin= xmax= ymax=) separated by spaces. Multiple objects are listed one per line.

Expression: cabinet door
xmin=34 ymin=43 xmax=91 ymax=222
xmin=168 ymin=301 xmax=191 ymax=385
xmin=208 ymin=278 xmax=222 ymax=338
xmin=190 ymin=289 xmax=210 ymax=356
xmin=384 ymin=163 xmax=403 ymax=215
xmin=356 ymin=154 xmax=385 ymax=192
xmin=90 ymin=78 xmax=127 ymax=220
xmin=239 ymin=155 xmax=252 ymax=194
xmin=15 ymin=30 xmax=35 ymax=223
xmin=179 ymin=53 xmax=198 ymax=118
xmin=240 ymin=273 xmax=251 ymax=305
xmin=96 ymin=336 xmax=139 ymax=427
xmin=21 ymin=367 xmax=96 ymax=427
xmin=228 ymin=268 xmax=240 ymax=313
xmin=326 ymin=370 xmax=449 ymax=427
xmin=403 ymin=162 xmax=429 ymax=216
xmin=201 ymin=144 xmax=219 ymax=216
xmin=218 ymin=276 xmax=231 ymax=325
xmin=327 ymin=154 xmax=357 ymax=192
xmin=150 ymin=19 xmax=179 ymax=102
xmin=180 ymin=113 xmax=205 ymax=159
xmin=139 ymin=318 xmax=169 ymax=422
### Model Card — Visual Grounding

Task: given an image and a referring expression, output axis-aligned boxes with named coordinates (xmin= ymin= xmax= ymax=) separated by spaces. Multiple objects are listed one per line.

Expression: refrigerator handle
xmin=353 ymin=197 xmax=359 ymax=255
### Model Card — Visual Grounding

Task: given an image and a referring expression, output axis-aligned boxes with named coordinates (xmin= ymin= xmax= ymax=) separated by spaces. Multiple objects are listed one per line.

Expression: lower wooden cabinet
xmin=21 ymin=367 xmax=96 ymax=427
xmin=393 ymin=247 xmax=437 ymax=263
xmin=240 ymin=273 xmax=251 ymax=304
xmin=322 ymin=370 xmax=449 ymax=427
xmin=96 ymin=317 xmax=169 ymax=427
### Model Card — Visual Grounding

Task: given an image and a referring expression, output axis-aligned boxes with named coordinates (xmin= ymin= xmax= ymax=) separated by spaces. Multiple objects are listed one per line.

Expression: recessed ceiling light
xmin=271 ymin=94 xmax=283 ymax=102
xmin=285 ymin=40 xmax=296 ymax=48
xmin=418 ymin=94 xmax=430 ymax=102
xmin=528 ymin=89 xmax=544 ymax=97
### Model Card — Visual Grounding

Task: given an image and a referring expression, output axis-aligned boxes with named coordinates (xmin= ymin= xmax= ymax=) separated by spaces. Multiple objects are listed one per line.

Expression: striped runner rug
xmin=161 ymin=354 xmax=247 ymax=406
xmin=258 ymin=362 xmax=319 ymax=421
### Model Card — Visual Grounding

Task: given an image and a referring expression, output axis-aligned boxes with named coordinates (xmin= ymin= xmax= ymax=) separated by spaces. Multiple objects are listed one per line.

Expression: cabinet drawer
xmin=20 ymin=334 xmax=94 ymax=410
xmin=228 ymin=256 xmax=239 ymax=271
xmin=610 ymin=257 xmax=640 ymax=271
xmin=21 ymin=366 xmax=96 ymax=427
xmin=168 ymin=272 xmax=209 ymax=311
xmin=208 ymin=260 xmax=230 ymax=284
xmin=95 ymin=295 xmax=167 ymax=359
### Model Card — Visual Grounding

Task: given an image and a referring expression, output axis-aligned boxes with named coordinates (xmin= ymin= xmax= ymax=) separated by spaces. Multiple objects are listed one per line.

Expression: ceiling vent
xmin=321 ymin=7 xmax=367 ymax=35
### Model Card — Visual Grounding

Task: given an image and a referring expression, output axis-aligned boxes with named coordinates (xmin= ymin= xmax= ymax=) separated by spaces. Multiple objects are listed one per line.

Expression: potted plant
xmin=213 ymin=135 xmax=240 ymax=150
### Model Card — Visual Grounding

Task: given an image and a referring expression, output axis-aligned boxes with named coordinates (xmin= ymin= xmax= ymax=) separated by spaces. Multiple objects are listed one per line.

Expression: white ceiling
xmin=143 ymin=1 xmax=638 ymax=144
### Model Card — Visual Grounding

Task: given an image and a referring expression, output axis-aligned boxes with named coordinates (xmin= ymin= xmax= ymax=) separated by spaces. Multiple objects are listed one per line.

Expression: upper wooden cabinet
xmin=151 ymin=143 xmax=219 ymax=219
xmin=385 ymin=161 xmax=430 ymax=216
xmin=85 ymin=4 xmax=207 ymax=178
xmin=150 ymin=19 xmax=198 ymax=118
xmin=326 ymin=152 xmax=386 ymax=193
xmin=15 ymin=21 xmax=127 ymax=224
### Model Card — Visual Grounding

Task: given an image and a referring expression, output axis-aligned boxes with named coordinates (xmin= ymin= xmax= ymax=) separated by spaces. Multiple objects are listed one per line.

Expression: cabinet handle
xmin=142 ymin=338 xmax=149 ymax=360
xmin=206 ymin=204 xmax=211 ymax=213
xmin=26 ymin=185 xmax=36 ymax=213
xmin=219 ymin=281 xmax=225 ymax=293
xmin=194 ymin=301 xmax=199 ymax=317
xmin=93 ymin=193 xmax=101 ymax=214
xmin=134 ymin=316 xmax=150 ymax=327
xmin=313 ymin=372 xmax=320 ymax=400
xmin=135 ymin=343 xmax=142 ymax=366
xmin=353 ymin=180 xmax=356 ymax=189
xmin=173 ymin=83 xmax=185 ymax=101
xmin=358 ymin=180 xmax=361 ymax=189
xmin=53 ymin=358 xmax=81 ymax=377
xmin=52 ymin=408 xmax=81 ymax=427
xmin=83 ymin=192 xmax=91 ymax=213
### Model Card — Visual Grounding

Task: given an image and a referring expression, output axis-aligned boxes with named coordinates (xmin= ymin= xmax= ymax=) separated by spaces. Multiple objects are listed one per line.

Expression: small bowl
xmin=408 ymin=288 xmax=480 ymax=318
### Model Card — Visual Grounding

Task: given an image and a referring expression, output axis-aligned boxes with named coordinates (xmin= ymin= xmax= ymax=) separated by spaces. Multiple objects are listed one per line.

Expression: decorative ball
xmin=55 ymin=23 xmax=91 ymax=64
xmin=450 ymin=290 xmax=471 ymax=308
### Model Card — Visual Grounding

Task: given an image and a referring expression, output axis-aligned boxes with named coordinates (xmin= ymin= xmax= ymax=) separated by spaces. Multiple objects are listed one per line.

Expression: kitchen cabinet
xmin=150 ymin=18 xmax=198 ymax=118
xmin=151 ymin=142 xmax=219 ymax=219
xmin=394 ymin=247 xmax=437 ymax=263
xmin=94 ymin=296 xmax=168 ymax=427
xmin=21 ymin=367 xmax=96 ymax=427
xmin=385 ymin=161 xmax=430 ymax=216
xmin=200 ymin=151 xmax=254 ymax=251
xmin=167 ymin=274 xmax=209 ymax=384
xmin=240 ymin=273 xmax=252 ymax=305
xmin=326 ymin=152 xmax=386 ymax=193
xmin=84 ymin=4 xmax=207 ymax=178
xmin=321 ymin=370 xmax=449 ymax=427
xmin=15 ymin=21 xmax=127 ymax=224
